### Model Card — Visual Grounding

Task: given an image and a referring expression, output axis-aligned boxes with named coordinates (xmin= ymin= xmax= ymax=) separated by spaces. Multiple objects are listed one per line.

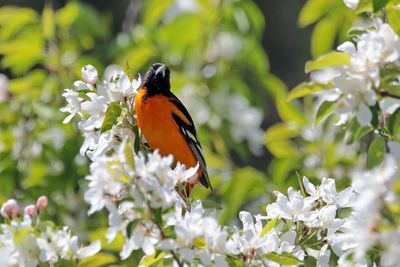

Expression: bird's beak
xmin=155 ymin=64 xmax=166 ymax=78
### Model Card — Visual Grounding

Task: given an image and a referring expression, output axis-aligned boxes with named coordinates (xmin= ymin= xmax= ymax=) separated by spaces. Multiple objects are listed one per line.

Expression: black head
xmin=141 ymin=63 xmax=171 ymax=96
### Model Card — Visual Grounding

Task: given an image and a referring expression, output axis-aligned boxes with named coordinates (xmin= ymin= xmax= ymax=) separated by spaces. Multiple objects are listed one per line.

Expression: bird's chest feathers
xmin=136 ymin=93 xmax=180 ymax=142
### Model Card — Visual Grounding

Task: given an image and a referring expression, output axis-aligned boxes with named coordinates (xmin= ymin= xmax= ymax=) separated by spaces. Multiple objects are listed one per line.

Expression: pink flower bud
xmin=36 ymin=196 xmax=48 ymax=211
xmin=1 ymin=199 xmax=20 ymax=218
xmin=24 ymin=205 xmax=36 ymax=217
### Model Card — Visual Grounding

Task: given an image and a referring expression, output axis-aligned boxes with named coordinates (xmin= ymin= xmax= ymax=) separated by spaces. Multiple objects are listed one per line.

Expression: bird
xmin=134 ymin=63 xmax=212 ymax=194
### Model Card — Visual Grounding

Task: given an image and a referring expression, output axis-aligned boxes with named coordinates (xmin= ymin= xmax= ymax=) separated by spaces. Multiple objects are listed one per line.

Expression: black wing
xmin=169 ymin=96 xmax=212 ymax=190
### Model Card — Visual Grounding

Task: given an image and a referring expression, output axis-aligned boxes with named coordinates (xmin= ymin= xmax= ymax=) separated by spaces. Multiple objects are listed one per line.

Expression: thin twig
xmin=153 ymin=219 xmax=184 ymax=267
xmin=379 ymin=90 xmax=400 ymax=100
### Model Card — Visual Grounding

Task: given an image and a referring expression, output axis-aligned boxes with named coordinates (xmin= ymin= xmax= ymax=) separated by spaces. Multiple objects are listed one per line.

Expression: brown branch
xmin=379 ymin=90 xmax=400 ymax=100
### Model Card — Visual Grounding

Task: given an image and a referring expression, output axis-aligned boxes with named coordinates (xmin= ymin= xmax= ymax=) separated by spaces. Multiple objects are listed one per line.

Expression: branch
xmin=379 ymin=90 xmax=400 ymax=100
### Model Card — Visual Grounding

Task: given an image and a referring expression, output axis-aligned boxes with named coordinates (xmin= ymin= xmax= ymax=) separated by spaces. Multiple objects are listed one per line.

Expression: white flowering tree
xmin=2 ymin=0 xmax=400 ymax=266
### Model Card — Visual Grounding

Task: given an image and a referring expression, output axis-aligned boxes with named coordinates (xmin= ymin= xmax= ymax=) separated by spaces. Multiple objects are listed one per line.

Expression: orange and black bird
xmin=134 ymin=63 xmax=212 ymax=192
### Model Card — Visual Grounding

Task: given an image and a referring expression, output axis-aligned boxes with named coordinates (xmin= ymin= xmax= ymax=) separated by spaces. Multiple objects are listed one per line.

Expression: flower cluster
xmin=61 ymin=65 xmax=141 ymax=160
xmin=0 ymin=197 xmax=100 ymax=266
xmin=333 ymin=157 xmax=398 ymax=266
xmin=312 ymin=19 xmax=400 ymax=126
xmin=82 ymin=131 xmax=399 ymax=266
xmin=83 ymin=139 xmax=236 ymax=265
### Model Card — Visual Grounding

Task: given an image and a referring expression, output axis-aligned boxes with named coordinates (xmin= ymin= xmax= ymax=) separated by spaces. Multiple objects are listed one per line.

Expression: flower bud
xmin=81 ymin=65 xmax=98 ymax=85
xmin=1 ymin=199 xmax=20 ymax=218
xmin=36 ymin=196 xmax=48 ymax=212
xmin=24 ymin=205 xmax=36 ymax=217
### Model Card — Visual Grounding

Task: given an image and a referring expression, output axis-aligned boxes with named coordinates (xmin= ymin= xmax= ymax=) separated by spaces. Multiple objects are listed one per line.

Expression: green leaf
xmin=0 ymin=6 xmax=38 ymax=41
xmin=127 ymin=219 xmax=142 ymax=238
xmin=42 ymin=4 xmax=55 ymax=39
xmin=298 ymin=0 xmax=334 ymax=27
xmin=347 ymin=27 xmax=368 ymax=38
xmin=124 ymin=60 xmax=134 ymax=81
xmin=153 ymin=208 xmax=163 ymax=225
xmin=388 ymin=107 xmax=400 ymax=136
xmin=265 ymin=123 xmax=301 ymax=158
xmin=235 ymin=1 xmax=265 ymax=35
xmin=142 ymin=0 xmax=174 ymax=28
xmin=287 ymin=82 xmax=334 ymax=101
xmin=133 ymin=126 xmax=141 ymax=154
xmin=346 ymin=118 xmax=373 ymax=144
xmin=296 ymin=171 xmax=306 ymax=197
xmin=305 ymin=52 xmax=350 ymax=73
xmin=100 ymin=102 xmax=122 ymax=133
xmin=219 ymin=167 xmax=267 ymax=224
xmin=277 ymin=102 xmax=308 ymax=125
xmin=265 ymin=123 xmax=300 ymax=141
xmin=372 ymin=0 xmax=389 ymax=12
xmin=140 ymin=252 xmax=167 ymax=266
xmin=89 ymin=228 xmax=124 ymax=251
xmin=367 ymin=136 xmax=385 ymax=169
xmin=193 ymin=237 xmax=207 ymax=248
xmin=202 ymin=199 xmax=222 ymax=210
xmin=310 ymin=13 xmax=340 ymax=58
xmin=261 ymin=217 xmax=278 ymax=237
xmin=315 ymin=101 xmax=335 ymax=125
xmin=356 ymin=0 xmax=373 ymax=13
xmin=387 ymin=4 xmax=400 ymax=36
xmin=263 ymin=252 xmax=302 ymax=265
xmin=77 ymin=253 xmax=117 ymax=267
xmin=58 ymin=260 xmax=75 ymax=267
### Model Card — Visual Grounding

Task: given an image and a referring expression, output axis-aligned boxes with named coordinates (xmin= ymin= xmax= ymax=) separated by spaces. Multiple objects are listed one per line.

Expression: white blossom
xmin=60 ymin=89 xmax=81 ymax=124
xmin=82 ymin=65 xmax=98 ymax=85
xmin=266 ymin=187 xmax=316 ymax=221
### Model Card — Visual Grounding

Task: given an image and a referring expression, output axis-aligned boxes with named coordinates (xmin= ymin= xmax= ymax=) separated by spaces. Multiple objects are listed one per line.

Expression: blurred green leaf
xmin=142 ymin=0 xmax=174 ymax=28
xmin=277 ymin=103 xmax=308 ymax=125
xmin=356 ymin=0 xmax=373 ymax=13
xmin=372 ymin=0 xmax=389 ymax=12
xmin=265 ymin=123 xmax=300 ymax=141
xmin=101 ymin=103 xmax=122 ymax=133
xmin=202 ymin=199 xmax=222 ymax=210
xmin=387 ymin=4 xmax=400 ymax=36
xmin=367 ymin=136 xmax=385 ymax=169
xmin=0 ymin=6 xmax=38 ymax=41
xmin=287 ymin=82 xmax=334 ymax=101
xmin=241 ymin=40 xmax=270 ymax=78
xmin=347 ymin=27 xmax=368 ymax=38
xmin=263 ymin=252 xmax=302 ymax=265
xmin=261 ymin=217 xmax=278 ymax=236
xmin=220 ymin=167 xmax=267 ymax=224
xmin=262 ymin=74 xmax=288 ymax=101
xmin=311 ymin=13 xmax=340 ymax=58
xmin=305 ymin=52 xmax=350 ymax=73
xmin=234 ymin=1 xmax=265 ymax=35
xmin=315 ymin=101 xmax=335 ymax=125
xmin=42 ymin=4 xmax=55 ymax=39
xmin=298 ymin=0 xmax=334 ymax=27
xmin=0 ymin=30 xmax=44 ymax=74
xmin=56 ymin=2 xmax=108 ymax=39
xmin=158 ymin=14 xmax=202 ymax=54
xmin=388 ymin=107 xmax=400 ymax=136
xmin=346 ymin=118 xmax=373 ymax=144
xmin=265 ymin=123 xmax=301 ymax=158
xmin=89 ymin=228 xmax=124 ymax=252
xmin=23 ymin=161 xmax=46 ymax=188
xmin=124 ymin=45 xmax=157 ymax=72
xmin=140 ymin=252 xmax=167 ymax=266
xmin=77 ymin=253 xmax=117 ymax=267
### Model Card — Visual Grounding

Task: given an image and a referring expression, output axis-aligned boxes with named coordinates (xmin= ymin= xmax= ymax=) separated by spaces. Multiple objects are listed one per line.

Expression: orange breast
xmin=134 ymin=89 xmax=198 ymax=173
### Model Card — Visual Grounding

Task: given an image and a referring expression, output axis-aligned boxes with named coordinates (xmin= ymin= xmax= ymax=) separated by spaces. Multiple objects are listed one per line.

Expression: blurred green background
xmin=0 ymin=1 xmax=358 ymax=259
